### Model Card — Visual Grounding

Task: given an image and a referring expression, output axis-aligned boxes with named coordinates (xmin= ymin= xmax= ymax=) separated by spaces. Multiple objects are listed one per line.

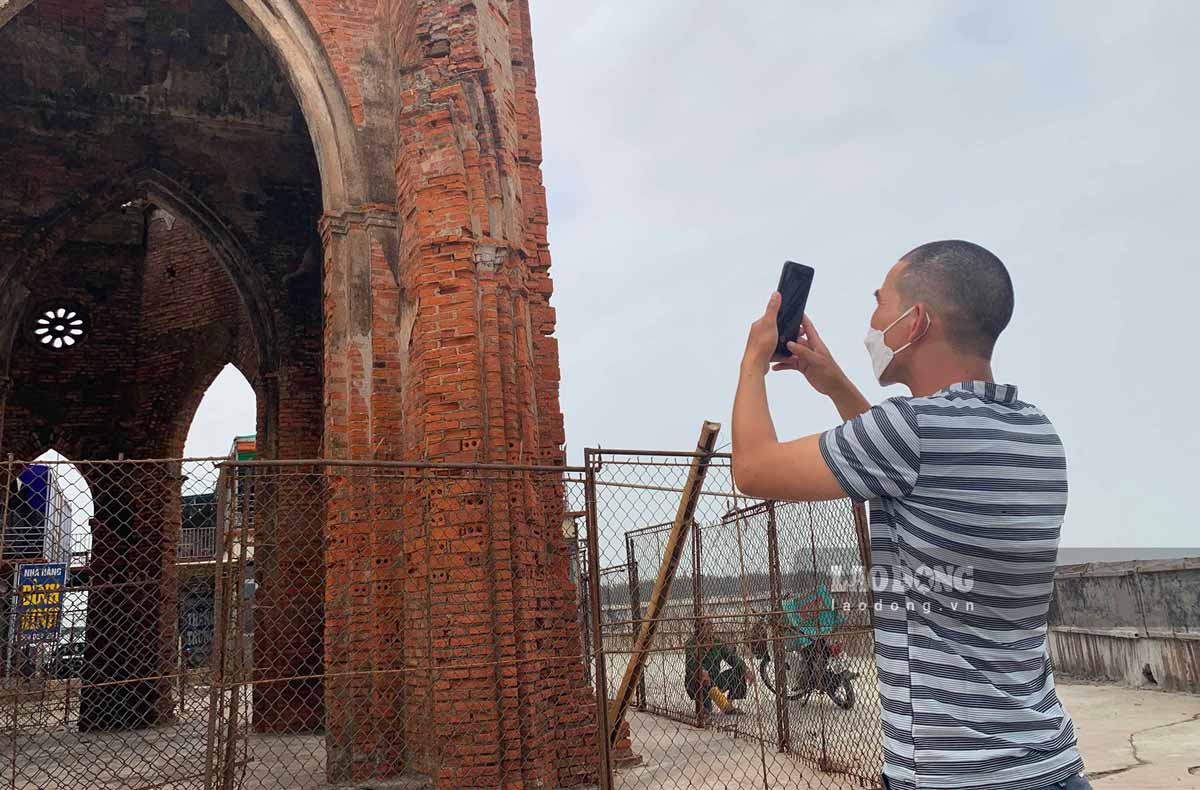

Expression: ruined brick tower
xmin=0 ymin=1 xmax=593 ymax=787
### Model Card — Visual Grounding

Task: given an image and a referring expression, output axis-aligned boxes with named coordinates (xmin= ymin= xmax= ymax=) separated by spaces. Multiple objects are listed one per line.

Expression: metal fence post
xmin=0 ymin=455 xmax=11 ymax=561
xmin=222 ymin=467 xmax=252 ymax=790
xmin=3 ymin=455 xmax=15 ymax=790
xmin=765 ymin=501 xmax=790 ymax=752
xmin=852 ymin=502 xmax=873 ymax=609
xmin=692 ymin=515 xmax=704 ymax=726
xmin=625 ymin=533 xmax=646 ymax=711
xmin=583 ymin=457 xmax=613 ymax=790
xmin=1 ymin=455 xmax=12 ymax=678
xmin=204 ymin=464 xmax=231 ymax=790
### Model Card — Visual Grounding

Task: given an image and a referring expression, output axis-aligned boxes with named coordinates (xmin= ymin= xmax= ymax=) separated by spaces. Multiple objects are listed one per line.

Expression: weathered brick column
xmin=319 ymin=2 xmax=595 ymax=787
xmin=321 ymin=205 xmax=408 ymax=780
xmin=79 ymin=462 xmax=179 ymax=731
xmin=251 ymin=370 xmax=327 ymax=733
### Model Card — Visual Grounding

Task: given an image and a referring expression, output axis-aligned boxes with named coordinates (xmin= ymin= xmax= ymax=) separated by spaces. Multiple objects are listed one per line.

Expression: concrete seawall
xmin=1049 ymin=557 xmax=1200 ymax=693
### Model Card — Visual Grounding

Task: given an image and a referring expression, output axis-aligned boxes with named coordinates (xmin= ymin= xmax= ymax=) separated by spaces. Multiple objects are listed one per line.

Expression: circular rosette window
xmin=31 ymin=302 xmax=89 ymax=350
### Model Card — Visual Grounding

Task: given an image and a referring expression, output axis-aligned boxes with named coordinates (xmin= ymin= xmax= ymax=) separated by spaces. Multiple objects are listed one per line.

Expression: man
xmin=684 ymin=617 xmax=755 ymax=717
xmin=732 ymin=241 xmax=1089 ymax=790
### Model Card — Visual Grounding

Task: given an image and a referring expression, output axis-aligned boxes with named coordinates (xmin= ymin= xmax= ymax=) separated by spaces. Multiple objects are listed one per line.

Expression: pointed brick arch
xmin=0 ymin=168 xmax=278 ymax=383
xmin=0 ymin=0 xmax=365 ymax=213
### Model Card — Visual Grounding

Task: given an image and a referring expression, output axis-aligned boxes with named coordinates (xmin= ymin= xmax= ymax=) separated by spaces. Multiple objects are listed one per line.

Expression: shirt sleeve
xmin=818 ymin=397 xmax=921 ymax=502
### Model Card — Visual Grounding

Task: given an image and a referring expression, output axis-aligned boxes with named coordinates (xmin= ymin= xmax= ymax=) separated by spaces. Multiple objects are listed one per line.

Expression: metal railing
xmin=178 ymin=528 xmax=216 ymax=562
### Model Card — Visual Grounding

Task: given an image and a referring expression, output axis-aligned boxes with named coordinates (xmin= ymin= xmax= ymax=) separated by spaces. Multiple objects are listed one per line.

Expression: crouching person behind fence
xmin=684 ymin=617 xmax=755 ymax=716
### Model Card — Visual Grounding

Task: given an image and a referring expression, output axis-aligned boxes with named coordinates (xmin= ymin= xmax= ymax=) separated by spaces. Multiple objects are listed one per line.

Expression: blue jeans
xmin=881 ymin=775 xmax=1092 ymax=790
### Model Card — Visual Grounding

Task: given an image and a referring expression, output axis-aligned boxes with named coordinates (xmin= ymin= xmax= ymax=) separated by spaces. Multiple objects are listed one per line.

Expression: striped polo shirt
xmin=819 ymin=380 xmax=1083 ymax=790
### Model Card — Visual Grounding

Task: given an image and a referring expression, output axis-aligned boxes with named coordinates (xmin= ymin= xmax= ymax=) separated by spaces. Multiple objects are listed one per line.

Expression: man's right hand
xmin=772 ymin=315 xmax=870 ymax=421
xmin=771 ymin=315 xmax=845 ymax=393
xmin=701 ymin=670 xmax=712 ymax=686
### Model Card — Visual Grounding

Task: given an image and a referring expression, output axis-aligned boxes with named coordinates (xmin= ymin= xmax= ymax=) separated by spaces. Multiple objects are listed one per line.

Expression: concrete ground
xmin=1058 ymin=681 xmax=1200 ymax=789
xmin=2 ymin=677 xmax=1197 ymax=788
xmin=616 ymin=710 xmax=870 ymax=790
xmin=612 ymin=679 xmax=1200 ymax=789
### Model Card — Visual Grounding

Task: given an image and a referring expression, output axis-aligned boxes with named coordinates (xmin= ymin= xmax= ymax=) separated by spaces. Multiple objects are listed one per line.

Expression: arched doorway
xmin=185 ymin=365 xmax=256 ymax=459
xmin=0 ymin=0 xmax=348 ymax=766
xmin=0 ymin=449 xmax=92 ymax=681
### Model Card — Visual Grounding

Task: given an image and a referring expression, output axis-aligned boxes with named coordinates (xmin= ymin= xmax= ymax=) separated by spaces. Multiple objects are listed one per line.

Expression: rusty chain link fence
xmin=583 ymin=447 xmax=883 ymax=789
xmin=0 ymin=458 xmax=232 ymax=789
xmin=0 ymin=448 xmax=883 ymax=789
xmin=0 ymin=458 xmax=597 ymax=790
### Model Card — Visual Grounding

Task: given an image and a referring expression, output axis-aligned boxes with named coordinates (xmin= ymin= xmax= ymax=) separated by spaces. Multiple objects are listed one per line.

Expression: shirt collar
xmin=939 ymin=380 xmax=1019 ymax=404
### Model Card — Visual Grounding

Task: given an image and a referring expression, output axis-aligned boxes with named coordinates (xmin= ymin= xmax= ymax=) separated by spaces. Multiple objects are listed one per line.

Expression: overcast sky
xmin=527 ymin=1 xmax=1199 ymax=548
xmin=185 ymin=2 xmax=1199 ymax=548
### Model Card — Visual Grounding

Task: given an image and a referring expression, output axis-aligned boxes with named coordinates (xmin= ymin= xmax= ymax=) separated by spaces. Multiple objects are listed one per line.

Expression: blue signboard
xmin=5 ymin=464 xmax=73 ymax=564
xmin=17 ymin=466 xmax=50 ymax=516
xmin=14 ymin=562 xmax=67 ymax=643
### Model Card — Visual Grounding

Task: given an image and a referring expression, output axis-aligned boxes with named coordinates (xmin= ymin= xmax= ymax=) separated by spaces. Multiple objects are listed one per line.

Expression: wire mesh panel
xmin=585 ymin=448 xmax=884 ymax=790
xmin=0 ymin=459 xmax=599 ymax=790
xmin=1 ymin=450 xmax=883 ymax=790
xmin=769 ymin=499 xmax=881 ymax=782
xmin=624 ymin=521 xmax=701 ymax=727
xmin=225 ymin=462 xmax=599 ymax=790
xmin=0 ymin=458 xmax=231 ymax=790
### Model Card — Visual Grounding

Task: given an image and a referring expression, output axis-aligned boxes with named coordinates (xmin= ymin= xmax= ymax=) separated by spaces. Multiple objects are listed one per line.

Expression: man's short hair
xmin=897 ymin=240 xmax=1014 ymax=359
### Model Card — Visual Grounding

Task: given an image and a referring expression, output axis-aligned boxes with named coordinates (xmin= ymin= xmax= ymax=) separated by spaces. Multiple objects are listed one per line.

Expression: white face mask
xmin=864 ymin=305 xmax=926 ymax=384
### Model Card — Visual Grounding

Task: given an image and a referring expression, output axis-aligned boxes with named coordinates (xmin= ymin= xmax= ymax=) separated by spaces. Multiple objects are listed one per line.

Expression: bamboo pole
xmin=605 ymin=421 xmax=721 ymax=745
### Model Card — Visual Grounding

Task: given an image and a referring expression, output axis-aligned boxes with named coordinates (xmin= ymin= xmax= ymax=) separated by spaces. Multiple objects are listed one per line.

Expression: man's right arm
xmin=826 ymin=377 xmax=871 ymax=422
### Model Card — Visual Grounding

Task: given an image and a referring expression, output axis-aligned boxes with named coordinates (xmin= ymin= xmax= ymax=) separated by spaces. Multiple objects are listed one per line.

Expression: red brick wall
xmin=138 ymin=211 xmax=259 ymax=455
xmin=0 ymin=0 xmax=589 ymax=784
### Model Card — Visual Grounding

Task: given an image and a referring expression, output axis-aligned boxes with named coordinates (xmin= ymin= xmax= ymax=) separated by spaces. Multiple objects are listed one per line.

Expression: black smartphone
xmin=775 ymin=261 xmax=814 ymax=356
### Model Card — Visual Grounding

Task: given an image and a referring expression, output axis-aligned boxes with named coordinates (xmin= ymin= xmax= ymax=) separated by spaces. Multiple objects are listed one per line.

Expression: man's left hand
xmin=745 ymin=669 xmax=756 ymax=685
xmin=742 ymin=292 xmax=783 ymax=376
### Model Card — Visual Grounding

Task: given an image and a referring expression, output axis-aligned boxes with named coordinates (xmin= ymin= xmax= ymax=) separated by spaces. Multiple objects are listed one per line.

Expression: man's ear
xmin=908 ymin=303 xmax=932 ymax=344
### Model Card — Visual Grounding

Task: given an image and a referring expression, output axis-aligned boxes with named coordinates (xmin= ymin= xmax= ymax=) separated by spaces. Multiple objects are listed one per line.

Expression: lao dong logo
xmin=895 ymin=563 xmax=974 ymax=594
xmin=831 ymin=563 xmax=975 ymax=595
